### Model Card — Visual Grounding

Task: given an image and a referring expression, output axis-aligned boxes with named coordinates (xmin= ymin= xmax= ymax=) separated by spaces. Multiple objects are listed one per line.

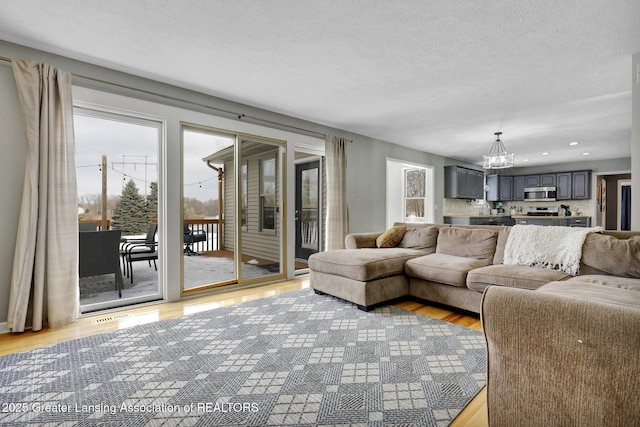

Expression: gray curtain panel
xmin=8 ymin=60 xmax=79 ymax=332
xmin=324 ymin=135 xmax=349 ymax=250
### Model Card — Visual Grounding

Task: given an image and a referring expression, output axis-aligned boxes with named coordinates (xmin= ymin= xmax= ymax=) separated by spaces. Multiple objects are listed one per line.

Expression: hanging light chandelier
xmin=483 ymin=131 xmax=514 ymax=169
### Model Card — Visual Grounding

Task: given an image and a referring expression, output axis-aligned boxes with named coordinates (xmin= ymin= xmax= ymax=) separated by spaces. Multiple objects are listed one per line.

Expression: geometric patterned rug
xmin=0 ymin=288 xmax=486 ymax=426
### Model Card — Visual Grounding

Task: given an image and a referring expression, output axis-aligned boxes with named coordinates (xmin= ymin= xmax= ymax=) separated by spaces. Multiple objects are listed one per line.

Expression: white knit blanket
xmin=503 ymin=225 xmax=603 ymax=275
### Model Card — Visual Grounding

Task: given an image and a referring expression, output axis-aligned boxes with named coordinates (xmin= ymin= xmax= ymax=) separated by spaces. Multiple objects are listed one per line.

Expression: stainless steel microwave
xmin=524 ymin=187 xmax=557 ymax=202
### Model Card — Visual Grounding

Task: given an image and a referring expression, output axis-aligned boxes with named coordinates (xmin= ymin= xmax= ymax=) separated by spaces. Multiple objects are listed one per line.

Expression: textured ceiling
xmin=1 ymin=0 xmax=639 ymax=167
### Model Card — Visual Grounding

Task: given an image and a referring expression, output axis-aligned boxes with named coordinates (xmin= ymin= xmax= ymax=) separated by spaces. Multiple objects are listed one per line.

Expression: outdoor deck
xmin=78 ymin=218 xmax=308 ymax=308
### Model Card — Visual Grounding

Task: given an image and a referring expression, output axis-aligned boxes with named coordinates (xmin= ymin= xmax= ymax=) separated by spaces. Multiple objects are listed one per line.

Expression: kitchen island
xmin=511 ymin=215 xmax=591 ymax=227
xmin=443 ymin=215 xmax=515 ymax=226
xmin=443 ymin=215 xmax=591 ymax=227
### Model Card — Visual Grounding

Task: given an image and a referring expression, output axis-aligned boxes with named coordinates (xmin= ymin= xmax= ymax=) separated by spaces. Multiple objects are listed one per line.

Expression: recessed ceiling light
xmin=541 ymin=152 xmax=550 ymax=155
xmin=569 ymin=141 xmax=580 ymax=146
xmin=522 ymin=159 xmax=529 ymax=162
xmin=582 ymin=152 xmax=591 ymax=156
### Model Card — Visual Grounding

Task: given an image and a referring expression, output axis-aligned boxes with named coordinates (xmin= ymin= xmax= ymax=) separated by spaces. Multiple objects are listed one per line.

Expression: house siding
xmin=223 ymin=150 xmax=280 ymax=263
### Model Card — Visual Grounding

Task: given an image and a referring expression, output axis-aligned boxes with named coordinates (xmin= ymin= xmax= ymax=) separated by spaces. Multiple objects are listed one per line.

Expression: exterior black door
xmin=295 ymin=160 xmax=320 ymax=261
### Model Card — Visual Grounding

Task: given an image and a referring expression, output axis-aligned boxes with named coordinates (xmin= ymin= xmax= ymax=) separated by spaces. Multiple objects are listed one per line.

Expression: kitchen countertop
xmin=443 ymin=214 xmax=511 ymax=218
xmin=510 ymin=215 xmax=591 ymax=219
xmin=443 ymin=214 xmax=591 ymax=219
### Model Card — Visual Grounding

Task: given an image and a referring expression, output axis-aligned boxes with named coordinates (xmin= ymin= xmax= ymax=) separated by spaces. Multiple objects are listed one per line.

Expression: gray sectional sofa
xmin=309 ymin=222 xmax=640 ymax=313
xmin=309 ymin=222 xmax=640 ymax=425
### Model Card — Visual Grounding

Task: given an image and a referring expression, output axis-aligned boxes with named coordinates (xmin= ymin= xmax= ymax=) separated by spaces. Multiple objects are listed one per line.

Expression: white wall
xmin=632 ymin=52 xmax=640 ymax=230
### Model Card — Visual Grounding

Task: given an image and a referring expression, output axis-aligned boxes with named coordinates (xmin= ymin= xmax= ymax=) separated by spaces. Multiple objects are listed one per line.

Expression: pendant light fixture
xmin=483 ymin=131 xmax=514 ymax=169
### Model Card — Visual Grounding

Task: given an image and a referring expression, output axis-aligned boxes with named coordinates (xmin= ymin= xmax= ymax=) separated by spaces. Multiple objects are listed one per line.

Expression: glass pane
xmin=406 ymin=169 xmax=426 ymax=197
xmin=241 ymin=139 xmax=281 ymax=280
xmin=183 ymin=128 xmax=234 ymax=290
xmin=405 ymin=199 xmax=425 ymax=220
xmin=75 ymin=110 xmax=161 ymax=311
xmin=301 ymin=168 xmax=319 ymax=250
xmin=241 ymin=162 xmax=248 ymax=229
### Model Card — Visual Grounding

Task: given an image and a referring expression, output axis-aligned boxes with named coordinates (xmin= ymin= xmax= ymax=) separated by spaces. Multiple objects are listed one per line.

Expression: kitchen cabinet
xmin=514 ymin=217 xmax=569 ymax=226
xmin=556 ymin=172 xmax=572 ymax=200
xmin=486 ymin=175 xmax=513 ymax=201
xmin=571 ymin=171 xmax=590 ymax=199
xmin=444 ymin=216 xmax=514 ymax=226
xmin=513 ymin=216 xmax=591 ymax=227
xmin=555 ymin=170 xmax=590 ymax=200
xmin=523 ymin=174 xmax=556 ymax=188
xmin=568 ymin=217 xmax=591 ymax=227
xmin=444 ymin=166 xmax=485 ymax=199
xmin=539 ymin=174 xmax=556 ymax=186
xmin=513 ymin=175 xmax=525 ymax=201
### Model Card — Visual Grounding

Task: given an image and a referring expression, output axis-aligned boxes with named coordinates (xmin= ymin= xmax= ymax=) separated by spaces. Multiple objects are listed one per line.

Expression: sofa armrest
xmin=481 ymin=286 xmax=640 ymax=427
xmin=344 ymin=232 xmax=383 ymax=249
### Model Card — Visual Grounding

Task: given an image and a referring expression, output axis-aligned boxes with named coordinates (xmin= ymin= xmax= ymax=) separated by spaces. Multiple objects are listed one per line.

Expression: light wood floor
xmin=0 ymin=276 xmax=487 ymax=426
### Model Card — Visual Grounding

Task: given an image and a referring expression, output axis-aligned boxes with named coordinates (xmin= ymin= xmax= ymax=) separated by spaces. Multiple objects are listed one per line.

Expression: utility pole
xmin=101 ymin=155 xmax=108 ymax=230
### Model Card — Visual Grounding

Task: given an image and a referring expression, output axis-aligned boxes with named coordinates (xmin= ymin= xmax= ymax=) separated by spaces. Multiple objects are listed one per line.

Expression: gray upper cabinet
xmin=556 ymin=170 xmax=591 ymax=200
xmin=540 ymin=174 xmax=556 ymax=187
xmin=556 ymin=172 xmax=571 ymax=200
xmin=571 ymin=170 xmax=590 ymax=199
xmin=524 ymin=175 xmax=539 ymax=187
xmin=513 ymin=175 xmax=525 ymax=201
xmin=523 ymin=173 xmax=556 ymax=188
xmin=445 ymin=165 xmax=485 ymax=199
xmin=499 ymin=176 xmax=513 ymax=201
xmin=486 ymin=174 xmax=513 ymax=201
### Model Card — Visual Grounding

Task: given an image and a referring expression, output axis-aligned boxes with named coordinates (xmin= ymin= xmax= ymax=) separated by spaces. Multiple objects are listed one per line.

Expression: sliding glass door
xmin=75 ymin=106 xmax=163 ymax=312
xmin=182 ymin=125 xmax=285 ymax=293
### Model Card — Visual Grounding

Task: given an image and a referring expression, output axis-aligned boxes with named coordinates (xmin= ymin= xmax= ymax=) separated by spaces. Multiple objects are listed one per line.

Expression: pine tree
xmin=112 ymin=179 xmax=147 ymax=235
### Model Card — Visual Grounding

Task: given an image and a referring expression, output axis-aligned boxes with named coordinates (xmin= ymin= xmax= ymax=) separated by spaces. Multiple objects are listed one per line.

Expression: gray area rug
xmin=0 ymin=289 xmax=486 ymax=426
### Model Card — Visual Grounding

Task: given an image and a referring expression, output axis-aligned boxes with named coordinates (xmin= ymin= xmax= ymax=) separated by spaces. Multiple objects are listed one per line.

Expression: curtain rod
xmin=0 ymin=54 xmax=354 ymax=142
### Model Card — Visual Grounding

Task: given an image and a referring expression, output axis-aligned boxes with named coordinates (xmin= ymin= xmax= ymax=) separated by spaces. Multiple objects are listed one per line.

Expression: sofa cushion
xmin=580 ymin=234 xmax=640 ymax=278
xmin=436 ymin=227 xmax=498 ymax=261
xmin=308 ymin=248 xmax=425 ymax=282
xmin=565 ymin=274 xmax=640 ymax=292
xmin=492 ymin=226 xmax=511 ymax=265
xmin=405 ymin=253 xmax=492 ymax=287
xmin=467 ymin=264 xmax=570 ymax=292
xmin=397 ymin=225 xmax=439 ymax=253
xmin=538 ymin=277 xmax=640 ymax=310
xmin=376 ymin=226 xmax=407 ymax=248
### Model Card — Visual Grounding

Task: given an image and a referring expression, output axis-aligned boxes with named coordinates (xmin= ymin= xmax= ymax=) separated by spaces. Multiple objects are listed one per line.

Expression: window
xmin=241 ymin=161 xmax=248 ymax=230
xmin=404 ymin=168 xmax=426 ymax=221
xmin=385 ymin=158 xmax=434 ymax=228
xmin=260 ymin=156 xmax=276 ymax=231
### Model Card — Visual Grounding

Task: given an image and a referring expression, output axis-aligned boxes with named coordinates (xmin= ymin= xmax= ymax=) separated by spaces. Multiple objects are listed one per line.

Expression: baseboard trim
xmin=0 ymin=322 xmax=10 ymax=334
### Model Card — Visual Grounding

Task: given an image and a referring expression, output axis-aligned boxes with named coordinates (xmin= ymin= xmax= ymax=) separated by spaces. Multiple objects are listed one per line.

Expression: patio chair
xmin=79 ymin=221 xmax=98 ymax=232
xmin=123 ymin=241 xmax=158 ymax=284
xmin=120 ymin=223 xmax=158 ymax=278
xmin=79 ymin=230 xmax=124 ymax=298
xmin=184 ymin=222 xmax=207 ymax=255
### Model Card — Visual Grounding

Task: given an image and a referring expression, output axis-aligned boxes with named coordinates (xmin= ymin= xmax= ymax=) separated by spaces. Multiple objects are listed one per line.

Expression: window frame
xmin=403 ymin=167 xmax=427 ymax=222
xmin=259 ymin=154 xmax=277 ymax=233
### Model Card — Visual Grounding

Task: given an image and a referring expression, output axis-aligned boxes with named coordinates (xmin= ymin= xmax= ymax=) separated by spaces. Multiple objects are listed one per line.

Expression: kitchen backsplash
xmin=443 ymin=198 xmax=595 ymax=216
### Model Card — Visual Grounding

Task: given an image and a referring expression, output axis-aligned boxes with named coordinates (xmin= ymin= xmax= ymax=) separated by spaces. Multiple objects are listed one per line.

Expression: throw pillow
xmin=376 ymin=226 xmax=407 ymax=248
xmin=436 ymin=227 xmax=498 ymax=260
xmin=398 ymin=225 xmax=439 ymax=253
xmin=581 ymin=234 xmax=640 ymax=278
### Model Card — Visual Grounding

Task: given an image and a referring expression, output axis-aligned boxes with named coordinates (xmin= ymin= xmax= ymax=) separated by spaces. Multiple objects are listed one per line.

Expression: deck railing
xmin=185 ymin=218 xmax=221 ymax=253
